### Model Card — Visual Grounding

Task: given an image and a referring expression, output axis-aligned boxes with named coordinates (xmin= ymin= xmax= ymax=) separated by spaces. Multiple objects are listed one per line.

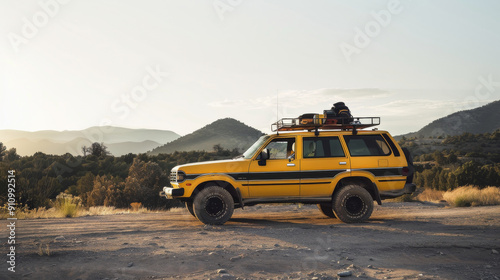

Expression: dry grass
xmin=6 ymin=206 xmax=61 ymax=219
xmin=443 ymin=186 xmax=500 ymax=207
xmin=0 ymin=192 xmax=169 ymax=220
xmin=417 ymin=188 xmax=445 ymax=202
xmin=84 ymin=206 xmax=131 ymax=216
xmin=388 ymin=194 xmax=416 ymax=202
xmin=417 ymin=186 xmax=500 ymax=207
xmin=0 ymin=204 xmax=162 ymax=220
xmin=167 ymin=207 xmax=186 ymax=213
xmin=84 ymin=206 xmax=155 ymax=215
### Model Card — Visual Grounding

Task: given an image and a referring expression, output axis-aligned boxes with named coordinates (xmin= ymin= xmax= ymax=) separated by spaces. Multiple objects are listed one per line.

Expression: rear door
xmin=343 ymin=134 xmax=407 ymax=191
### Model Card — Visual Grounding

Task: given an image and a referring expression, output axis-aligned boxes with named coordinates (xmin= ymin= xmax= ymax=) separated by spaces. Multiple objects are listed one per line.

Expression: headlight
xmin=176 ymin=171 xmax=186 ymax=182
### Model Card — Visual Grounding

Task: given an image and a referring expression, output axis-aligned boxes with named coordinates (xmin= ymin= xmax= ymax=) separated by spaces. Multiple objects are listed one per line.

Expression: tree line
xmin=2 ymin=129 xmax=499 ymax=210
xmin=400 ymin=130 xmax=500 ymax=191
xmin=0 ymin=143 xmax=240 ymax=210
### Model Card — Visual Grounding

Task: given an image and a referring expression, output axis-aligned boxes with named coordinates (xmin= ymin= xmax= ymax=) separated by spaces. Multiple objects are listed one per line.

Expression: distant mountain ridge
xmin=149 ymin=118 xmax=263 ymax=155
xmin=1 ymin=127 xmax=180 ymax=156
xmin=1 ymin=126 xmax=179 ymax=143
xmin=397 ymin=100 xmax=500 ymax=139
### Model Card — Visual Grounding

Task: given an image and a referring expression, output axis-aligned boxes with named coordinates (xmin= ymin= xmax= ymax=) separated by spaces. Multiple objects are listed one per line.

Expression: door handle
xmin=339 ymin=162 xmax=347 ymax=165
xmin=287 ymin=163 xmax=295 ymax=167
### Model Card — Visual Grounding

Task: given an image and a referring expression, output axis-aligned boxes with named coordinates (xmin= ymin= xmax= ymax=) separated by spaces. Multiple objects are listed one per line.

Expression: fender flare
xmin=190 ymin=176 xmax=244 ymax=209
xmin=235 ymin=187 xmax=244 ymax=209
xmin=336 ymin=176 xmax=382 ymax=205
xmin=371 ymin=182 xmax=382 ymax=205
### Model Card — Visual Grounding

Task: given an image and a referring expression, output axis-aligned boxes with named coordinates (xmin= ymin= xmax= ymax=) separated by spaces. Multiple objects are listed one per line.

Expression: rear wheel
xmin=317 ymin=203 xmax=337 ymax=218
xmin=185 ymin=201 xmax=195 ymax=217
xmin=193 ymin=185 xmax=234 ymax=225
xmin=333 ymin=184 xmax=373 ymax=223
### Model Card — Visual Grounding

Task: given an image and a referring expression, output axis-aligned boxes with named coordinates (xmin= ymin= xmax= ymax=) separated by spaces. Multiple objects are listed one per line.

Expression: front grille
xmin=169 ymin=171 xmax=177 ymax=183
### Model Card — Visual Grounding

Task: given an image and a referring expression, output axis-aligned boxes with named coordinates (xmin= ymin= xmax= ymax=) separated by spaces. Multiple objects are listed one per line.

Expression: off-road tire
xmin=317 ymin=203 xmax=337 ymax=218
xmin=185 ymin=201 xmax=195 ymax=217
xmin=333 ymin=184 xmax=373 ymax=223
xmin=193 ymin=185 xmax=234 ymax=225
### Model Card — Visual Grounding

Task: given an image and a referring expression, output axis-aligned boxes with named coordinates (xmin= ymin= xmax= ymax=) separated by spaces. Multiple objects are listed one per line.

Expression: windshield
xmin=243 ymin=135 xmax=270 ymax=159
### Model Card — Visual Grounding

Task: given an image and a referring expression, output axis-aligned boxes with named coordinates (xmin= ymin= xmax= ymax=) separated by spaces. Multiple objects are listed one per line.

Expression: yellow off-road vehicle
xmin=160 ymin=116 xmax=415 ymax=225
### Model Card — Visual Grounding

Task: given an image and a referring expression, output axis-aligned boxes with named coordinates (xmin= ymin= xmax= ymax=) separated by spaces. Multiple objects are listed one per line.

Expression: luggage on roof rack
xmin=271 ymin=116 xmax=380 ymax=132
xmin=298 ymin=113 xmax=318 ymax=125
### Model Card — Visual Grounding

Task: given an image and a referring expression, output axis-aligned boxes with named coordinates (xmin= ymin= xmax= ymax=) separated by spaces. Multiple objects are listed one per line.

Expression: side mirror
xmin=258 ymin=149 xmax=269 ymax=166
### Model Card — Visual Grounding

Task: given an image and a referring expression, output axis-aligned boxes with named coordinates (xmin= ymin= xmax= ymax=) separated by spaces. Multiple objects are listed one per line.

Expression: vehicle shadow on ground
xmin=226 ymin=213 xmax=500 ymax=252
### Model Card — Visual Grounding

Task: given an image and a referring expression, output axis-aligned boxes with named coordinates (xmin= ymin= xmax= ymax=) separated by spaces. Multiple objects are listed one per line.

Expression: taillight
xmin=402 ymin=167 xmax=410 ymax=176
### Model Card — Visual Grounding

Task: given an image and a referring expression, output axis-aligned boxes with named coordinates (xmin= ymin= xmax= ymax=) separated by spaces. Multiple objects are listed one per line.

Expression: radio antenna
xmin=276 ymin=89 xmax=279 ymax=135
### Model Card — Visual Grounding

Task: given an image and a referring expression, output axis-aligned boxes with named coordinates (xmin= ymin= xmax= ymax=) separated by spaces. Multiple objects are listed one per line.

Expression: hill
xmin=149 ymin=118 xmax=263 ymax=155
xmin=399 ymin=130 xmax=500 ymax=162
xmin=397 ymin=100 xmax=500 ymax=139
xmin=1 ymin=127 xmax=180 ymax=156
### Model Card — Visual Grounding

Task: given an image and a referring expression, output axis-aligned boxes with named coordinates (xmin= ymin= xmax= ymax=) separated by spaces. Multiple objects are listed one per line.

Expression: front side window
xmin=243 ymin=135 xmax=270 ymax=159
xmin=303 ymin=137 xmax=345 ymax=158
xmin=264 ymin=138 xmax=295 ymax=160
xmin=344 ymin=135 xmax=391 ymax=157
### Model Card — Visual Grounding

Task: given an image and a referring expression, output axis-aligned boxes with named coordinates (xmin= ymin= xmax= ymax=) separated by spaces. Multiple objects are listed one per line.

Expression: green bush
xmin=453 ymin=197 xmax=472 ymax=207
xmin=54 ymin=193 xmax=81 ymax=218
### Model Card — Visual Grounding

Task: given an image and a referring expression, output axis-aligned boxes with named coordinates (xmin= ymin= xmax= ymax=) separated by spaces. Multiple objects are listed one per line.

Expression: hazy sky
xmin=1 ymin=0 xmax=499 ymax=136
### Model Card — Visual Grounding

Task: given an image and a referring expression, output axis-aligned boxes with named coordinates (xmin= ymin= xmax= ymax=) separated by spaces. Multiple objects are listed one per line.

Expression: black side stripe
xmin=358 ymin=168 xmax=402 ymax=177
xmin=301 ymin=170 xmax=345 ymax=179
xmin=378 ymin=179 xmax=406 ymax=182
xmin=184 ymin=167 xmax=403 ymax=181
xmin=228 ymin=170 xmax=346 ymax=181
xmin=243 ymin=181 xmax=331 ymax=187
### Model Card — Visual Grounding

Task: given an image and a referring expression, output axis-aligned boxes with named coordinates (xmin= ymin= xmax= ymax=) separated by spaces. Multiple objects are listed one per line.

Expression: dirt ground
xmin=1 ymin=202 xmax=499 ymax=280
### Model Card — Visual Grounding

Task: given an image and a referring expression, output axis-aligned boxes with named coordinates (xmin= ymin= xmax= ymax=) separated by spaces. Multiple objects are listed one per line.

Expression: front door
xmin=247 ymin=137 xmax=300 ymax=197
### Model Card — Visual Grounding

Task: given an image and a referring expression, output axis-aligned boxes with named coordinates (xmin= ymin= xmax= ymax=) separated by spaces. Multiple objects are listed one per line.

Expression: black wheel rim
xmin=205 ymin=196 xmax=225 ymax=217
xmin=345 ymin=195 xmax=364 ymax=216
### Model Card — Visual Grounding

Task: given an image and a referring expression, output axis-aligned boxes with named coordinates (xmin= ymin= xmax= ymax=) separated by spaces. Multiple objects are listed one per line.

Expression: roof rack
xmin=271 ymin=117 xmax=380 ymax=135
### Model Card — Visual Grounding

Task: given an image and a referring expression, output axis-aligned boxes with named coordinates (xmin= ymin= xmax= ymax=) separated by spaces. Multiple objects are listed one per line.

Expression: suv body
xmin=161 ymin=124 xmax=415 ymax=224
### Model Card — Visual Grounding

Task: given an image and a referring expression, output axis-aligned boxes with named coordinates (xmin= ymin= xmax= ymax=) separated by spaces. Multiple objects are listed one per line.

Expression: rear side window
xmin=344 ymin=135 xmax=392 ymax=157
xmin=303 ymin=137 xmax=345 ymax=158
xmin=382 ymin=133 xmax=400 ymax=156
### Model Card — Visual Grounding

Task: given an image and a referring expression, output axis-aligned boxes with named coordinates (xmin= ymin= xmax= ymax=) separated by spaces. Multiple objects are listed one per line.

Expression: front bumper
xmin=159 ymin=186 xmax=185 ymax=198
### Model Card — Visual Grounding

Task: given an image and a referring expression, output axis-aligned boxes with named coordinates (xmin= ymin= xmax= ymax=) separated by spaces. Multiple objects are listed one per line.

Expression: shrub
xmin=54 ymin=193 xmax=81 ymax=218
xmin=130 ymin=202 xmax=142 ymax=212
xmin=38 ymin=243 xmax=50 ymax=256
xmin=443 ymin=186 xmax=500 ymax=207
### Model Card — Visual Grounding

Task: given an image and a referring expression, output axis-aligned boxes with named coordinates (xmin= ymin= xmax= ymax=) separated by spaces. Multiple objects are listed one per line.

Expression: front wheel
xmin=193 ymin=185 xmax=234 ymax=225
xmin=185 ymin=201 xmax=195 ymax=217
xmin=333 ymin=184 xmax=373 ymax=223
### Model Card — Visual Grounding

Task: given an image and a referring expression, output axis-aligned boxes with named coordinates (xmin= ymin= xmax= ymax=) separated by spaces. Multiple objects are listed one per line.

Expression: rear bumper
xmin=159 ymin=186 xmax=184 ymax=198
xmin=380 ymin=183 xmax=416 ymax=199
